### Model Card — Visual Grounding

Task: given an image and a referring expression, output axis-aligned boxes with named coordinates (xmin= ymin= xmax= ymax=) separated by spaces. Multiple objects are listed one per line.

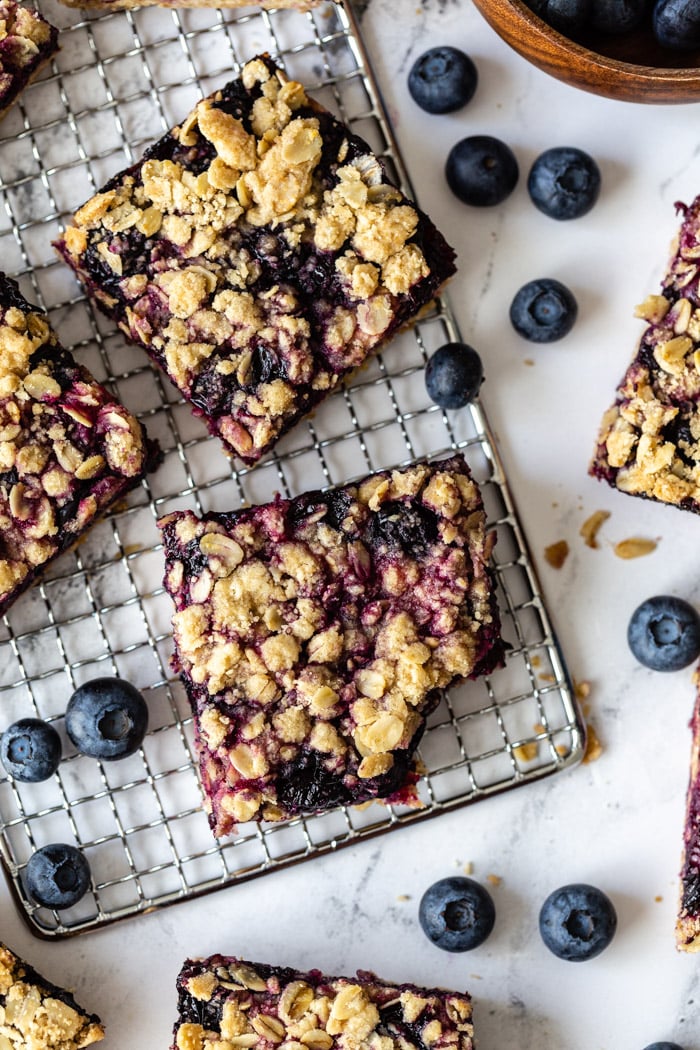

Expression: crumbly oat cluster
xmin=677 ymin=670 xmax=700 ymax=952
xmin=158 ymin=455 xmax=503 ymax=835
xmin=0 ymin=942 xmax=105 ymax=1049
xmin=0 ymin=273 xmax=161 ymax=616
xmin=171 ymin=955 xmax=474 ymax=1050
xmin=56 ymin=55 xmax=456 ymax=467
xmin=591 ymin=194 xmax=700 ymax=512
xmin=0 ymin=0 xmax=58 ymax=121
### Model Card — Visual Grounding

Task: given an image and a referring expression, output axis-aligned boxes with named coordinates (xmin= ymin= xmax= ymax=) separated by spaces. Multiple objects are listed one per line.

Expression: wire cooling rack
xmin=0 ymin=0 xmax=585 ymax=939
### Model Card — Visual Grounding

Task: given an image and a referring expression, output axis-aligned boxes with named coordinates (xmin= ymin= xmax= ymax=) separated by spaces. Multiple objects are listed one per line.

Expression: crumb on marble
xmin=582 ymin=721 xmax=603 ymax=763
xmin=463 ymin=861 xmax=474 ymax=875
xmin=514 ymin=740 xmax=538 ymax=762
xmin=544 ymin=540 xmax=569 ymax=568
xmin=579 ymin=509 xmax=610 ymax=549
xmin=486 ymin=873 xmax=502 ymax=887
xmin=613 ymin=537 xmax=658 ymax=559
xmin=655 ymin=895 xmax=663 ymax=903
xmin=397 ymin=894 xmax=411 ymax=902
xmin=574 ymin=679 xmax=591 ymax=703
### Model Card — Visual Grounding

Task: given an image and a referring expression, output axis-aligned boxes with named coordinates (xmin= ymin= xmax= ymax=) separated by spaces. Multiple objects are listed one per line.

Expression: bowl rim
xmin=474 ymin=0 xmax=700 ymax=86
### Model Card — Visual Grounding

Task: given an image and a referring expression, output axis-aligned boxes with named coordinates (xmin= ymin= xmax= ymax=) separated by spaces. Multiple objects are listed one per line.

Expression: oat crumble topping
xmin=579 ymin=509 xmax=610 ymax=549
xmin=158 ymin=454 xmax=503 ymax=835
xmin=591 ymin=195 xmax=700 ymax=513
xmin=0 ymin=942 xmax=104 ymax=1049
xmin=0 ymin=1 xmax=58 ymax=121
xmin=171 ymin=955 xmax=474 ymax=1050
xmin=612 ymin=536 xmax=657 ymax=559
xmin=543 ymin=540 xmax=569 ymax=569
xmin=0 ymin=273 xmax=161 ymax=615
xmin=56 ymin=55 xmax=456 ymax=467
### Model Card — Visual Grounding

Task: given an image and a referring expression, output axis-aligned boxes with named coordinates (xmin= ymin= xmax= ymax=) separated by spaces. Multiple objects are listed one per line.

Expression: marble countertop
xmin=4 ymin=1 xmax=700 ymax=1048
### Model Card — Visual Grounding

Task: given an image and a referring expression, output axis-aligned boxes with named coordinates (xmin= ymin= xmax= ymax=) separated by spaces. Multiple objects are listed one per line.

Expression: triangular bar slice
xmin=677 ymin=670 xmax=700 ymax=951
xmin=591 ymin=194 xmax=700 ymax=511
xmin=171 ymin=954 xmax=474 ymax=1050
xmin=0 ymin=941 xmax=104 ymax=1049
xmin=158 ymin=454 xmax=503 ymax=836
xmin=0 ymin=273 xmax=161 ymax=615
xmin=55 ymin=55 xmax=456 ymax=467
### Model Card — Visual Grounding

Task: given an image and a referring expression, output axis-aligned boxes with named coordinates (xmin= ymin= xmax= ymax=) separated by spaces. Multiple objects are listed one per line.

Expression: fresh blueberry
xmin=0 ymin=718 xmax=61 ymax=782
xmin=539 ymin=883 xmax=617 ymax=961
xmin=65 ymin=677 xmax=148 ymax=760
xmin=425 ymin=342 xmax=484 ymax=409
xmin=653 ymin=0 xmax=700 ymax=50
xmin=419 ymin=876 xmax=496 ymax=951
xmin=641 ymin=1044 xmax=684 ymax=1050
xmin=25 ymin=843 xmax=91 ymax=909
xmin=509 ymin=278 xmax=577 ymax=342
xmin=627 ymin=596 xmax=700 ymax=672
xmin=522 ymin=0 xmax=549 ymax=14
xmin=446 ymin=135 xmax=519 ymax=207
xmin=527 ymin=147 xmax=601 ymax=220
xmin=590 ymin=0 xmax=648 ymax=32
xmin=542 ymin=0 xmax=593 ymax=34
xmin=408 ymin=46 xmax=478 ymax=114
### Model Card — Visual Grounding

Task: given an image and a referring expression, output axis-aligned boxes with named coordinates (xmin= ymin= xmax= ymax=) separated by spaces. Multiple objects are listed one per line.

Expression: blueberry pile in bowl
xmin=471 ymin=0 xmax=700 ymax=102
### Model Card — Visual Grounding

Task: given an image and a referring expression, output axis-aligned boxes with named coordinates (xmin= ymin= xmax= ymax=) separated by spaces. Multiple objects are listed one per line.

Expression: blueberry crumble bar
xmin=0 ymin=941 xmax=105 ymax=1048
xmin=677 ymin=670 xmax=700 ymax=952
xmin=171 ymin=954 xmax=474 ymax=1050
xmin=55 ymin=55 xmax=456 ymax=467
xmin=0 ymin=1 xmax=58 ymax=122
xmin=158 ymin=455 xmax=503 ymax=836
xmin=591 ymin=194 xmax=700 ymax=511
xmin=0 ymin=273 xmax=161 ymax=616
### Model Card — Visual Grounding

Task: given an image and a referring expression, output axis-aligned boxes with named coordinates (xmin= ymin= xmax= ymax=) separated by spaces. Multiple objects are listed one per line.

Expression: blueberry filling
xmin=365 ymin=499 xmax=439 ymax=554
xmin=661 ymin=413 xmax=697 ymax=466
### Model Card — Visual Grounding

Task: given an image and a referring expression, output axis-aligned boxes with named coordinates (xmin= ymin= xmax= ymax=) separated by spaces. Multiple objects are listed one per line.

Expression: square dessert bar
xmin=158 ymin=454 xmax=503 ymax=836
xmin=0 ymin=941 xmax=104 ymax=1049
xmin=171 ymin=954 xmax=474 ymax=1050
xmin=56 ymin=55 xmax=456 ymax=467
xmin=0 ymin=1 xmax=58 ymax=122
xmin=677 ymin=670 xmax=700 ymax=952
xmin=591 ymin=193 xmax=700 ymax=511
xmin=0 ymin=273 xmax=161 ymax=616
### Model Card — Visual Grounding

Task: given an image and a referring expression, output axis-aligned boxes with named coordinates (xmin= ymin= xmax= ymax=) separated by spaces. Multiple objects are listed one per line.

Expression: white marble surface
xmin=4 ymin=2 xmax=700 ymax=1048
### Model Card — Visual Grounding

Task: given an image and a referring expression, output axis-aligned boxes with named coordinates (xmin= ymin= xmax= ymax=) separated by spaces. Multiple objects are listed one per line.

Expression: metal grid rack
xmin=0 ymin=0 xmax=585 ymax=939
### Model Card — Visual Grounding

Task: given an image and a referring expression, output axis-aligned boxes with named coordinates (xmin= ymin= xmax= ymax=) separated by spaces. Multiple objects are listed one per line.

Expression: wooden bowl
xmin=471 ymin=0 xmax=700 ymax=103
